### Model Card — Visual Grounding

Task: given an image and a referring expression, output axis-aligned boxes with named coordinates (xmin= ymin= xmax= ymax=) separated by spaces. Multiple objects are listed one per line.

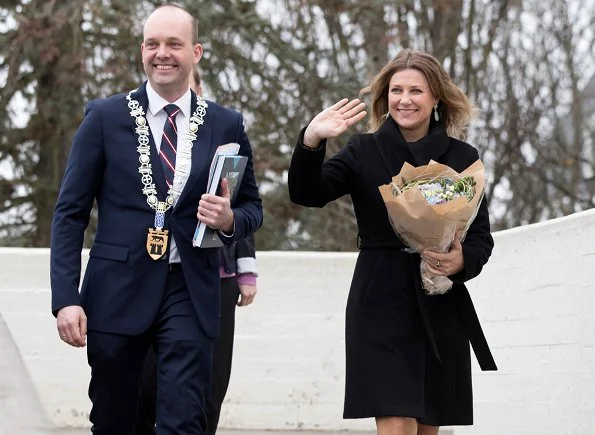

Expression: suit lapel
xmin=130 ymin=83 xmax=169 ymax=198
xmin=176 ymin=91 xmax=214 ymax=207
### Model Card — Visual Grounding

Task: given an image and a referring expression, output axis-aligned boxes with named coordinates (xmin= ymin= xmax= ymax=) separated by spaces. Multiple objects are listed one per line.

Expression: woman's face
xmin=388 ymin=69 xmax=437 ymax=142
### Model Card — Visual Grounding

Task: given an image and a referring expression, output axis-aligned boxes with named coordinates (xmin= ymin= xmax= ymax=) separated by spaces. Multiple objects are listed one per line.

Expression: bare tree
xmin=1 ymin=0 xmax=593 ymax=249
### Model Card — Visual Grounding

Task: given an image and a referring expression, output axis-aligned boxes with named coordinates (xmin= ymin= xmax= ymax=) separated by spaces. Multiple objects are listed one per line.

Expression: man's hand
xmin=197 ymin=178 xmax=235 ymax=233
xmin=237 ymin=284 xmax=257 ymax=307
xmin=56 ymin=305 xmax=87 ymax=347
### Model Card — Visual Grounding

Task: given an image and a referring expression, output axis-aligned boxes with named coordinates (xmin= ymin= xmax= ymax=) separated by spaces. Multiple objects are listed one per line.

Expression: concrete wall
xmin=0 ymin=313 xmax=53 ymax=434
xmin=1 ymin=208 xmax=594 ymax=434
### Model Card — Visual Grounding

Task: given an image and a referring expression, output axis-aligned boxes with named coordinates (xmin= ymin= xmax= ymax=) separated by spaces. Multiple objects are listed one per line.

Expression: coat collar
xmin=373 ymin=115 xmax=450 ymax=170
xmin=145 ymin=81 xmax=192 ymax=119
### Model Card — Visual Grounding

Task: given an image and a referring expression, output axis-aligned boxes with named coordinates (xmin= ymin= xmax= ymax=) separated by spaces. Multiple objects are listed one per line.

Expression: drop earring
xmin=433 ymin=102 xmax=440 ymax=122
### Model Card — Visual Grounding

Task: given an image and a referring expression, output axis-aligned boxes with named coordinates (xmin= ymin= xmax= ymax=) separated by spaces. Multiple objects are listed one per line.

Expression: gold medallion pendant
xmin=146 ymin=228 xmax=169 ymax=260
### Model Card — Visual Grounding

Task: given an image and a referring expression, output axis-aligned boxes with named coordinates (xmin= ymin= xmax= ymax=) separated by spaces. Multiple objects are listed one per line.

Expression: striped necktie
xmin=160 ymin=104 xmax=181 ymax=188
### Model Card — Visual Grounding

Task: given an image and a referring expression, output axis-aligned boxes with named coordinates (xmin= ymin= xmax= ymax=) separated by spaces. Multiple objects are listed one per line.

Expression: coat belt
xmin=454 ymin=288 xmax=498 ymax=371
xmin=408 ymin=256 xmax=497 ymax=371
xmin=358 ymin=236 xmax=497 ymax=371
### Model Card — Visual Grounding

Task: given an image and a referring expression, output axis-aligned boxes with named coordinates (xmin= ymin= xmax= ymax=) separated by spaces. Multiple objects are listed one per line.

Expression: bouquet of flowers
xmin=378 ymin=160 xmax=485 ymax=295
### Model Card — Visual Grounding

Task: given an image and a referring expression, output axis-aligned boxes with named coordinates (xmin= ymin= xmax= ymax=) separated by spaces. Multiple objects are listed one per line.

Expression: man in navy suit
xmin=50 ymin=4 xmax=262 ymax=434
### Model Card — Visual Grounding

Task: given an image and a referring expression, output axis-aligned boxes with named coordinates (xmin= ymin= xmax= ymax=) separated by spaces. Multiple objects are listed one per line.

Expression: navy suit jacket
xmin=50 ymin=82 xmax=262 ymax=338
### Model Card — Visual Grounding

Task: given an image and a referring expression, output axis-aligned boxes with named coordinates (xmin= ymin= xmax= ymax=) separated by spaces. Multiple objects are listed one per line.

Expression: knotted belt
xmin=358 ymin=236 xmax=497 ymax=371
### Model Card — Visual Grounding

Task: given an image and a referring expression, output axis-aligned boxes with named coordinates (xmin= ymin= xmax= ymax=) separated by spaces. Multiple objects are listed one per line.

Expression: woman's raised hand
xmin=303 ymin=98 xmax=367 ymax=148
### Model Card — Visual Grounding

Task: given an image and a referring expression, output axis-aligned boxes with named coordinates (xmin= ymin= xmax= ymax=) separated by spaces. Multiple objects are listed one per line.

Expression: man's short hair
xmin=153 ymin=4 xmax=199 ymax=43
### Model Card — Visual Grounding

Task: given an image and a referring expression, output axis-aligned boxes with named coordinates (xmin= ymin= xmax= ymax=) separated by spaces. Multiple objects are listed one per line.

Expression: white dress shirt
xmin=145 ymin=82 xmax=192 ymax=264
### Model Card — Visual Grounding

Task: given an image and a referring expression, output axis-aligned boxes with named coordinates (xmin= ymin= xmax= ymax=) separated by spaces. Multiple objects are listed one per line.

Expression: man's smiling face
xmin=141 ymin=6 xmax=202 ymax=101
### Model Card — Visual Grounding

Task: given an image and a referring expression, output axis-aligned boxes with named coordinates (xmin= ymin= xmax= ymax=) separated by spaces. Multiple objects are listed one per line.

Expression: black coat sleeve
xmin=449 ymin=149 xmax=494 ymax=283
xmin=219 ymin=233 xmax=257 ymax=275
xmin=288 ymin=127 xmax=359 ymax=207
xmin=235 ymin=233 xmax=256 ymax=259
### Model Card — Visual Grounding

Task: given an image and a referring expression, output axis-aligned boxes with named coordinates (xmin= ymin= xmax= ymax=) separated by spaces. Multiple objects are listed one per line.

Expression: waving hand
xmin=303 ymin=98 xmax=366 ymax=149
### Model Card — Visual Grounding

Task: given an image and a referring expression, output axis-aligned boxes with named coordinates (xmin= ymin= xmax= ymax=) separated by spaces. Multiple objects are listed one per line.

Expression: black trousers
xmin=88 ymin=266 xmax=214 ymax=435
xmin=135 ymin=277 xmax=240 ymax=435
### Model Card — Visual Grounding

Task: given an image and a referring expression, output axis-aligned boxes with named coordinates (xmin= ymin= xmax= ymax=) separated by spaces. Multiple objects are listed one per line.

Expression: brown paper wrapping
xmin=378 ymin=159 xmax=485 ymax=294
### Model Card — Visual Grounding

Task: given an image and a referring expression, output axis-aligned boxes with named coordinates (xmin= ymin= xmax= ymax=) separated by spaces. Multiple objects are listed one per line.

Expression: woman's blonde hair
xmin=360 ymin=49 xmax=477 ymax=139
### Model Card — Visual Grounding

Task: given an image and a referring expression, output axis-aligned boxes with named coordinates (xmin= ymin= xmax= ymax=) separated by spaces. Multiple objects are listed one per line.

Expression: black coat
xmin=288 ymin=116 xmax=496 ymax=425
xmin=219 ymin=233 xmax=257 ymax=275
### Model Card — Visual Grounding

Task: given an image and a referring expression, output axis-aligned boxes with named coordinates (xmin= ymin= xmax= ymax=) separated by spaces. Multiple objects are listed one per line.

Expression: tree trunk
xmin=28 ymin=1 xmax=85 ymax=246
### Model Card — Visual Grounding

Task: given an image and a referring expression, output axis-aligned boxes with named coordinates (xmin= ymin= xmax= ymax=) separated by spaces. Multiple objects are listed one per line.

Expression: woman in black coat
xmin=288 ymin=49 xmax=496 ymax=435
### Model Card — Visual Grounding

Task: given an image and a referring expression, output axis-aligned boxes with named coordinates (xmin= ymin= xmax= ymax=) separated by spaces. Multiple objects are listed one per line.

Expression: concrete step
xmin=0 ymin=314 xmax=53 ymax=435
